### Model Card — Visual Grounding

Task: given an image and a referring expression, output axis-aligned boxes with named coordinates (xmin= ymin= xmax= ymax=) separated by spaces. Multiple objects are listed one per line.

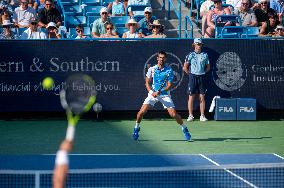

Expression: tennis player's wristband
xmin=149 ymin=90 xmax=154 ymax=94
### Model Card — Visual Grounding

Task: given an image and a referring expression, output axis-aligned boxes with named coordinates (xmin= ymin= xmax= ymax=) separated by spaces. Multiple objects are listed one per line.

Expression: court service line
xmin=199 ymin=154 xmax=258 ymax=188
xmin=273 ymin=153 xmax=284 ymax=160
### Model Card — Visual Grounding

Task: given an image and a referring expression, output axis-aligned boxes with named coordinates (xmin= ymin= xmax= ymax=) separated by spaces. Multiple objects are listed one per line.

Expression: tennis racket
xmin=60 ymin=74 xmax=96 ymax=141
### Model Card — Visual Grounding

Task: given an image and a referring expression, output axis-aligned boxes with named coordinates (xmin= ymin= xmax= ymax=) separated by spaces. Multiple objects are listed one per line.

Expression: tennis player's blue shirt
xmin=146 ymin=65 xmax=174 ymax=96
xmin=185 ymin=52 xmax=209 ymax=75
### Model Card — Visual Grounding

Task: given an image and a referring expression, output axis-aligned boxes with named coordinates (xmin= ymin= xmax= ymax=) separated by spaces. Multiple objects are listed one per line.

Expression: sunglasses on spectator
xmin=46 ymin=3 xmax=52 ymax=6
xmin=48 ymin=27 xmax=57 ymax=30
xmin=101 ymin=12 xmax=107 ymax=15
xmin=260 ymin=2 xmax=267 ymax=4
xmin=276 ymin=28 xmax=284 ymax=31
xmin=21 ymin=2 xmax=28 ymax=4
xmin=129 ymin=23 xmax=136 ymax=26
xmin=152 ymin=26 xmax=160 ymax=29
xmin=106 ymin=27 xmax=113 ymax=30
xmin=145 ymin=12 xmax=151 ymax=14
xmin=242 ymin=3 xmax=249 ymax=5
xmin=76 ymin=29 xmax=83 ymax=32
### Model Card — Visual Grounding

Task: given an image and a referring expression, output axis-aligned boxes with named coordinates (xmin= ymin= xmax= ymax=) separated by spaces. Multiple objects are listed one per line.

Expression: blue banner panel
xmin=0 ymin=39 xmax=283 ymax=112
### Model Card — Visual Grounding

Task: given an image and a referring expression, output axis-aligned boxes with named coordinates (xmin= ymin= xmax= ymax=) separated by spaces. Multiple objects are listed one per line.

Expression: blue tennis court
xmin=1 ymin=153 xmax=284 ymax=187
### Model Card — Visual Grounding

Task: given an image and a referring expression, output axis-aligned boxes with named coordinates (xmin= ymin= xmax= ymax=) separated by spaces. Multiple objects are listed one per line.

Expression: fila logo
xmin=219 ymin=107 xmax=234 ymax=112
xmin=240 ymin=107 xmax=254 ymax=112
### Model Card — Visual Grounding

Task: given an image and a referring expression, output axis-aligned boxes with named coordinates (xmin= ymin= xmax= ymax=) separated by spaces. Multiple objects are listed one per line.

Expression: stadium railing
xmin=162 ymin=0 xmax=182 ymax=38
xmin=220 ymin=26 xmax=248 ymax=38
xmin=184 ymin=16 xmax=193 ymax=38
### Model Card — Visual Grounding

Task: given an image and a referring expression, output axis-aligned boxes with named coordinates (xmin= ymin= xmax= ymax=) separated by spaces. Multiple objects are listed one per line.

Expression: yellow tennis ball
xmin=42 ymin=77 xmax=54 ymax=90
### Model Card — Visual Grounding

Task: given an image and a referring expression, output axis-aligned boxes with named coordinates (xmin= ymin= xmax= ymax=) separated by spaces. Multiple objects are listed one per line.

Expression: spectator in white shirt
xmin=20 ymin=18 xmax=47 ymax=39
xmin=13 ymin=0 xmax=36 ymax=28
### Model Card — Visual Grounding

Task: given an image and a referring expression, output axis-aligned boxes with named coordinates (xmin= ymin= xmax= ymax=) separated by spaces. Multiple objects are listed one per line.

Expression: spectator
xmin=259 ymin=12 xmax=279 ymax=36
xmin=13 ymin=0 xmax=36 ymax=28
xmin=205 ymin=0 xmax=231 ymax=38
xmin=46 ymin=21 xmax=61 ymax=38
xmin=38 ymin=0 xmax=61 ymax=28
xmin=107 ymin=0 xmax=125 ymax=16
xmin=0 ymin=19 xmax=18 ymax=39
xmin=92 ymin=7 xmax=117 ymax=38
xmin=226 ymin=0 xmax=243 ymax=10
xmin=234 ymin=0 xmax=258 ymax=26
xmin=9 ymin=0 xmax=21 ymax=8
xmin=145 ymin=19 xmax=166 ymax=38
xmin=122 ymin=18 xmax=142 ymax=38
xmin=34 ymin=0 xmax=45 ymax=11
xmin=74 ymin=25 xmax=90 ymax=39
xmin=0 ymin=1 xmax=13 ymax=25
xmin=100 ymin=22 xmax=119 ymax=38
xmin=28 ymin=0 xmax=37 ymax=9
xmin=20 ymin=18 xmax=47 ymax=39
xmin=270 ymin=0 xmax=284 ymax=24
xmin=274 ymin=24 xmax=284 ymax=36
xmin=183 ymin=38 xmax=210 ymax=122
xmin=200 ymin=0 xmax=214 ymax=36
xmin=138 ymin=7 xmax=155 ymax=36
xmin=127 ymin=0 xmax=150 ymax=17
xmin=255 ymin=0 xmax=277 ymax=26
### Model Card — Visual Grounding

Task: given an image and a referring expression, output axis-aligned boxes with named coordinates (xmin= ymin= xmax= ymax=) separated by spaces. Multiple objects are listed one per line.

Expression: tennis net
xmin=0 ymin=163 xmax=284 ymax=188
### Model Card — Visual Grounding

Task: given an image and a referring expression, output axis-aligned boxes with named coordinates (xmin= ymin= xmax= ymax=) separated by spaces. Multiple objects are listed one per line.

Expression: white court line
xmin=273 ymin=153 xmax=284 ymax=160
xmin=199 ymin=154 xmax=258 ymax=188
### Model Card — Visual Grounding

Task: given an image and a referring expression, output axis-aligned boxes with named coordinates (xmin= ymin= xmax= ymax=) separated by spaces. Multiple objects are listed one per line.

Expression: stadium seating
xmin=62 ymin=4 xmax=84 ymax=15
xmin=214 ymin=15 xmax=242 ymax=38
xmin=126 ymin=5 xmax=149 ymax=16
xmin=111 ymin=16 xmax=130 ymax=27
xmin=81 ymin=0 xmax=101 ymax=6
xmin=84 ymin=5 xmax=104 ymax=16
xmin=220 ymin=26 xmax=248 ymax=38
xmin=64 ymin=15 xmax=87 ymax=28
xmin=59 ymin=0 xmax=80 ymax=5
xmin=243 ymin=27 xmax=259 ymax=38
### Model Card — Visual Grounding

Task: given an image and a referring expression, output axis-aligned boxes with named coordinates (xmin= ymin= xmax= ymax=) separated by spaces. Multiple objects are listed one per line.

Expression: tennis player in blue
xmin=133 ymin=51 xmax=191 ymax=141
xmin=183 ymin=38 xmax=210 ymax=122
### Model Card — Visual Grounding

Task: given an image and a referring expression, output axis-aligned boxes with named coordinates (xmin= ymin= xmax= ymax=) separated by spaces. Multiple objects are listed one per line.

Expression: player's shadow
xmin=163 ymin=136 xmax=272 ymax=142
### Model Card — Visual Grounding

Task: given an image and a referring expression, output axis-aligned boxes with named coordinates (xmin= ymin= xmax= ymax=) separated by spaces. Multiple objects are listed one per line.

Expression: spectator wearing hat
xmin=234 ymin=0 xmax=258 ymax=26
xmin=205 ymin=0 xmax=231 ymax=38
xmin=0 ymin=19 xmax=18 ymax=39
xmin=145 ymin=19 xmax=166 ymax=38
xmin=255 ymin=0 xmax=277 ymax=26
xmin=13 ymin=0 xmax=36 ymax=28
xmin=138 ymin=7 xmax=155 ymax=36
xmin=107 ymin=0 xmax=125 ymax=16
xmin=0 ymin=1 xmax=13 ymax=26
xmin=270 ymin=0 xmax=284 ymax=24
xmin=46 ymin=21 xmax=61 ymax=38
xmin=127 ymin=0 xmax=151 ymax=17
xmin=20 ymin=18 xmax=47 ymax=39
xmin=100 ymin=22 xmax=119 ymax=38
xmin=34 ymin=0 xmax=45 ymax=11
xmin=122 ymin=18 xmax=142 ymax=38
xmin=38 ymin=0 xmax=61 ymax=28
xmin=92 ymin=7 xmax=117 ymax=38
xmin=183 ymin=38 xmax=210 ymax=122
xmin=274 ymin=24 xmax=284 ymax=36
xmin=259 ymin=12 xmax=279 ymax=36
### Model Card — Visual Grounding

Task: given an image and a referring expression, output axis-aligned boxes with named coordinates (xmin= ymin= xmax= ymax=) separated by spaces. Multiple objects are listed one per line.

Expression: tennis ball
xmin=42 ymin=77 xmax=54 ymax=90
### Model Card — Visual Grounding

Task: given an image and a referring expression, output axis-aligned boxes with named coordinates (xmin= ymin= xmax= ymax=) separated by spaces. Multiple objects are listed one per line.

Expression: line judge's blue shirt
xmin=185 ymin=52 xmax=209 ymax=75
xmin=146 ymin=65 xmax=174 ymax=96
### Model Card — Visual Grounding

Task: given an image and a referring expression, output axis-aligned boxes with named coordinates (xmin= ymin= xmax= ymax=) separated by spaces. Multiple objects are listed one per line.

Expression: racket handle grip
xmin=66 ymin=125 xmax=75 ymax=141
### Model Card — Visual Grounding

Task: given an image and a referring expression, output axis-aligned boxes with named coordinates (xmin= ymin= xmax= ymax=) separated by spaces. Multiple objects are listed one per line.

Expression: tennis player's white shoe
xmin=186 ymin=115 xmax=194 ymax=122
xmin=200 ymin=115 xmax=208 ymax=122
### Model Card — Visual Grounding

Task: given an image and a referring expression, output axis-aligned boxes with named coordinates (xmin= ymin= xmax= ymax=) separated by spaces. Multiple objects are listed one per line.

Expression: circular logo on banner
xmin=212 ymin=52 xmax=247 ymax=91
xmin=144 ymin=52 xmax=184 ymax=91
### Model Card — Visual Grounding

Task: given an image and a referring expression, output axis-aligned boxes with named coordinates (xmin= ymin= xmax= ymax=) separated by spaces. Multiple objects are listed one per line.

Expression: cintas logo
xmin=218 ymin=107 xmax=234 ymax=112
xmin=144 ymin=52 xmax=184 ymax=91
xmin=240 ymin=107 xmax=254 ymax=112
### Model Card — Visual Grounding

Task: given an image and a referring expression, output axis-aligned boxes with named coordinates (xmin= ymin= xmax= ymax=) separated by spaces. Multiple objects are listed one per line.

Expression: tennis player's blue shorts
xmin=187 ymin=73 xmax=207 ymax=95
